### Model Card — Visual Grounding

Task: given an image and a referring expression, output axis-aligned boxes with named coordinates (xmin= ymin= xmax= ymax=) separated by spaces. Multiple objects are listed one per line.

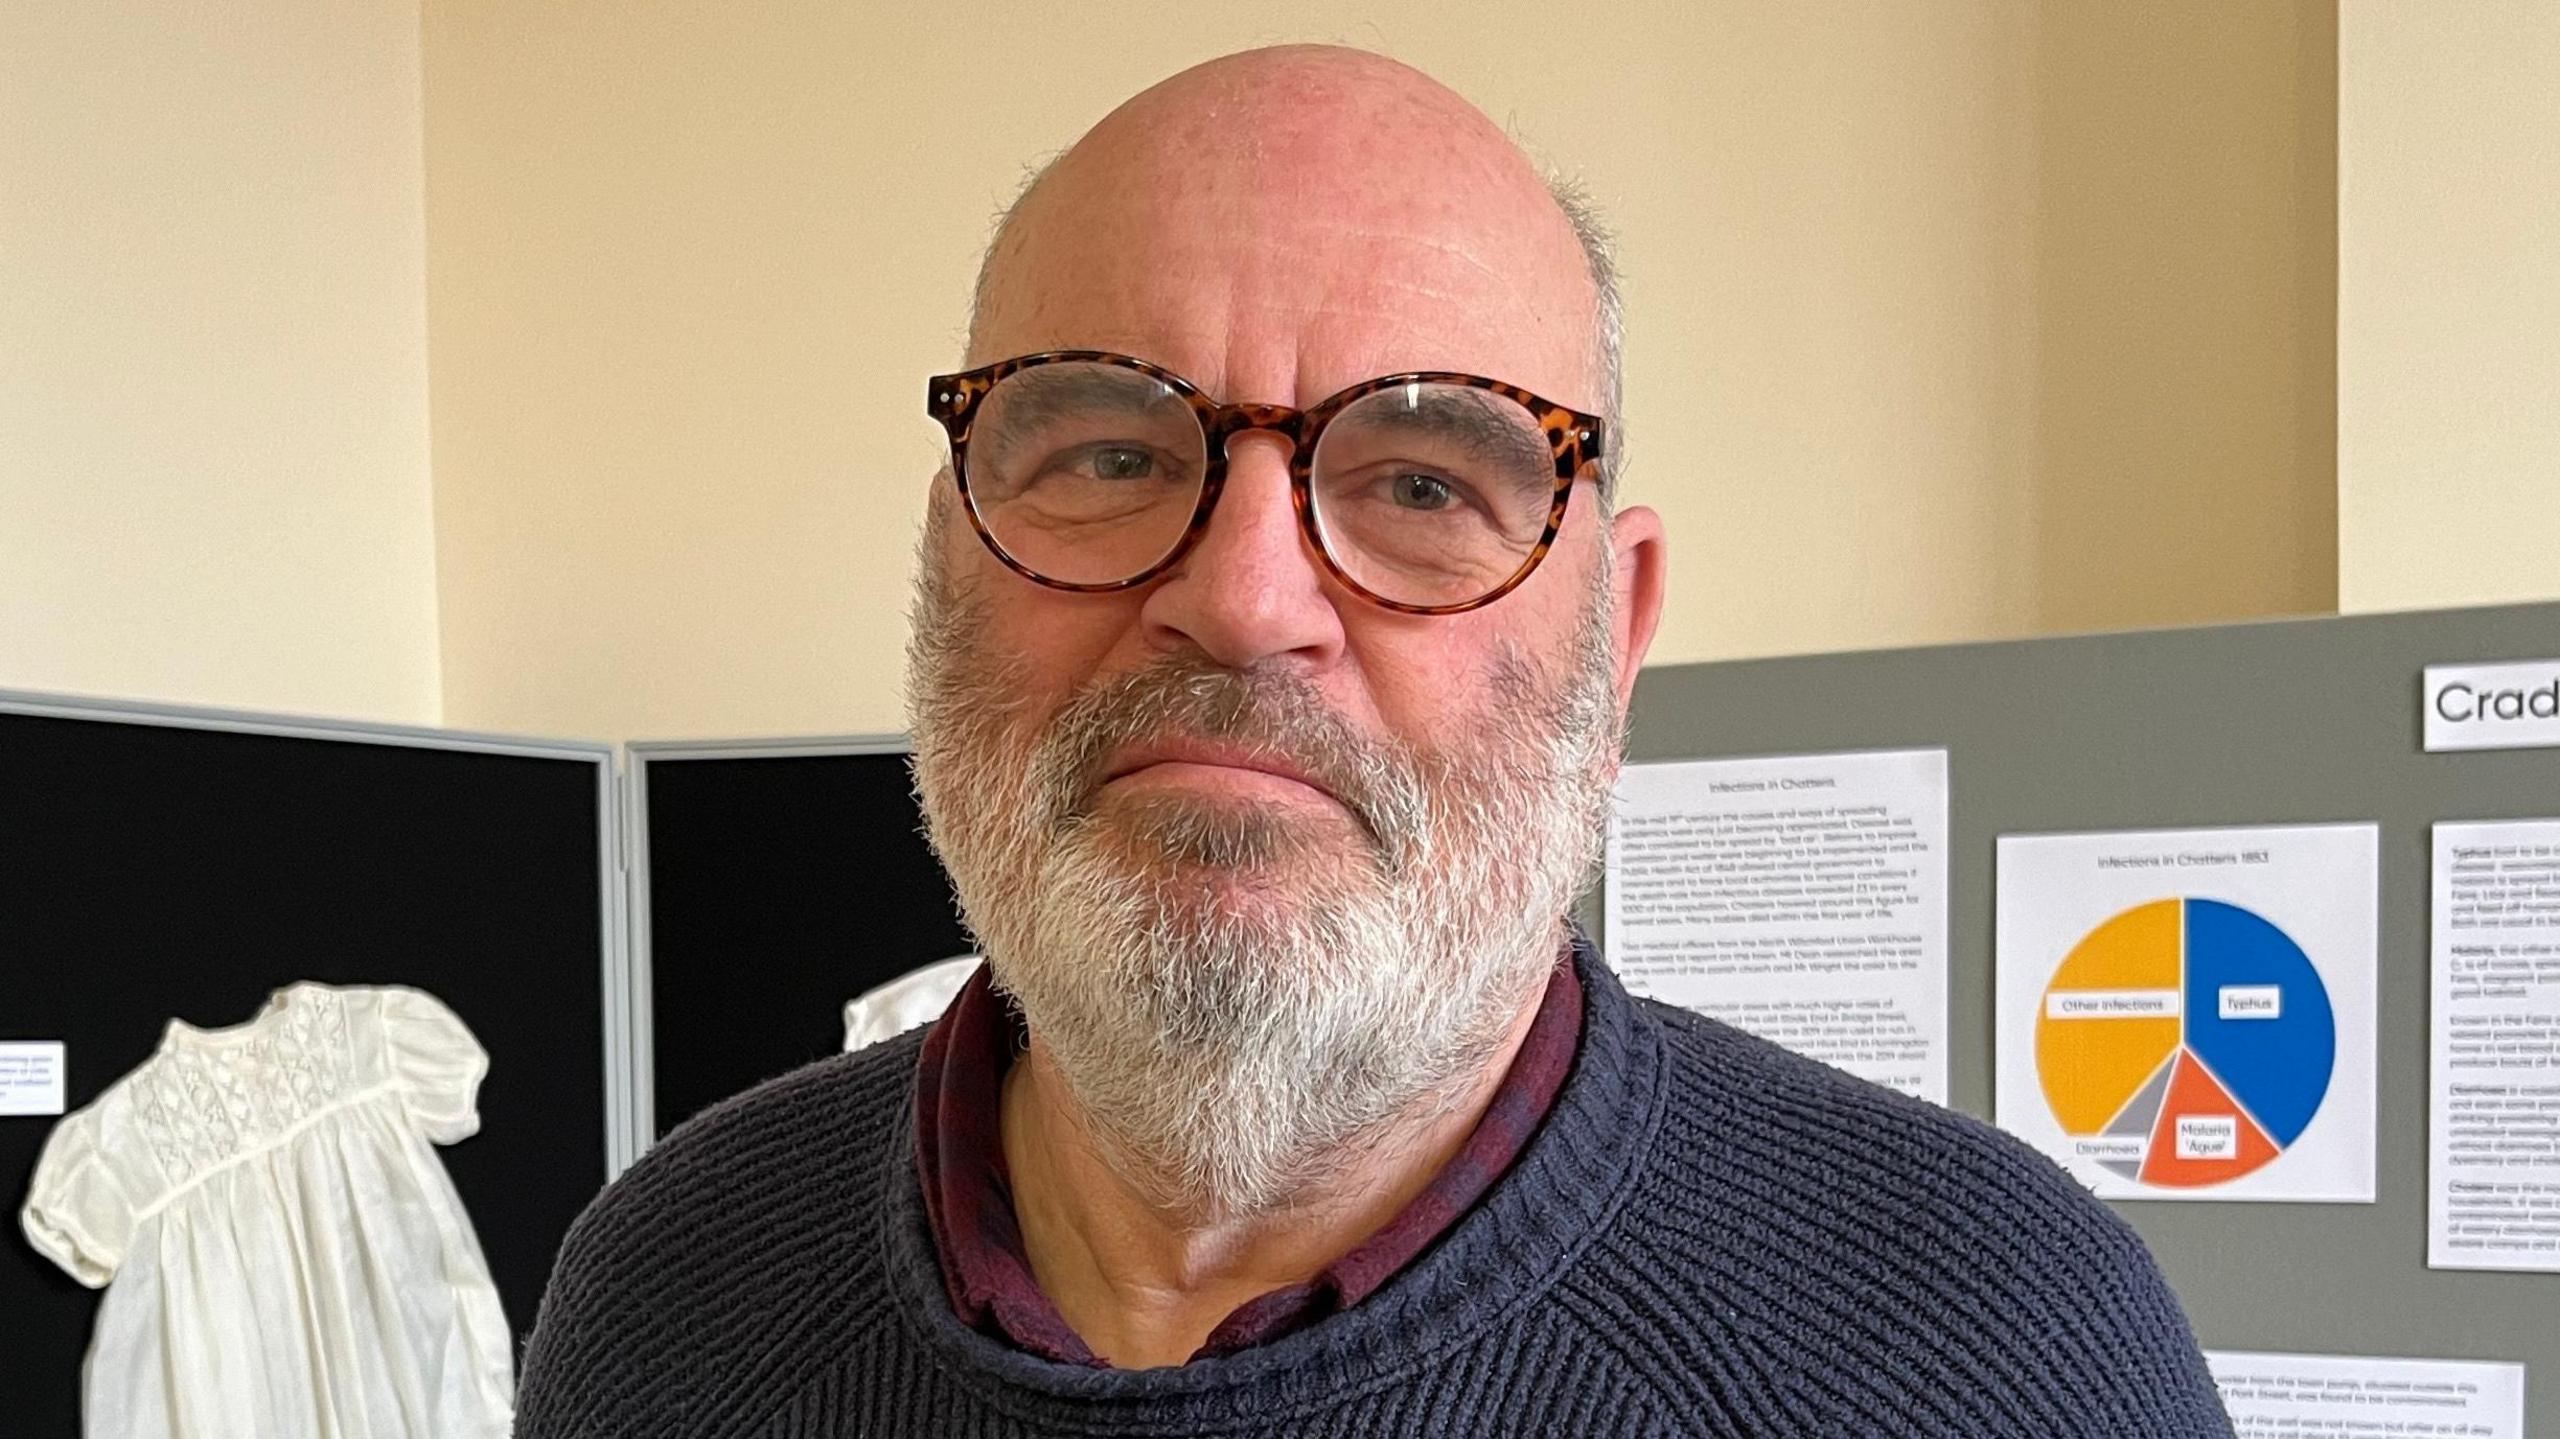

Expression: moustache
xmin=1034 ymin=659 xmax=1419 ymax=854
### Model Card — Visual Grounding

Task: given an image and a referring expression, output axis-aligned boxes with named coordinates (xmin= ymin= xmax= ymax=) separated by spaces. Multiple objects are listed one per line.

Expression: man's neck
xmin=997 ymin=990 xmax=1546 ymax=1370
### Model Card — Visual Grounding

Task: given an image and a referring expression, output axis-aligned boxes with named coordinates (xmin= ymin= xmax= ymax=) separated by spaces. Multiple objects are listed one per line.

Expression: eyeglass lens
xmin=962 ymin=362 xmax=1559 ymax=608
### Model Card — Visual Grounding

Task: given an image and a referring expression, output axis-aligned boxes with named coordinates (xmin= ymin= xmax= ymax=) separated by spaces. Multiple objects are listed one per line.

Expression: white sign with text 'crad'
xmin=2425 ymin=658 xmax=2560 ymax=752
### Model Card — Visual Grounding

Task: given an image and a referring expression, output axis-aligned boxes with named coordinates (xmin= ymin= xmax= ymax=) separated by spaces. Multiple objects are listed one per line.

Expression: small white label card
xmin=0 ymin=1041 xmax=69 ymax=1116
xmin=2425 ymin=657 xmax=2560 ymax=752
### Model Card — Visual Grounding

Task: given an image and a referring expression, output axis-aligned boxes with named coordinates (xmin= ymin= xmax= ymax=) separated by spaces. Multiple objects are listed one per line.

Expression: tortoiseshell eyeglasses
xmin=926 ymin=351 xmax=1606 ymax=616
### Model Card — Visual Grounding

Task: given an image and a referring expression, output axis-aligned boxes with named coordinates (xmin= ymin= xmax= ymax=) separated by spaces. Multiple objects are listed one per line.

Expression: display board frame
xmin=0 ymin=687 xmax=640 ymax=1174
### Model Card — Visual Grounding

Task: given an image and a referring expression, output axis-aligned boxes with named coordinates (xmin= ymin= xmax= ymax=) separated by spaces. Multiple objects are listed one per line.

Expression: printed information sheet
xmin=2207 ymin=1350 xmax=2525 ymax=1438
xmin=2432 ymin=818 xmax=2560 ymax=1272
xmin=1605 ymin=749 xmax=1948 ymax=1103
xmin=1995 ymin=823 xmax=2378 ymax=1202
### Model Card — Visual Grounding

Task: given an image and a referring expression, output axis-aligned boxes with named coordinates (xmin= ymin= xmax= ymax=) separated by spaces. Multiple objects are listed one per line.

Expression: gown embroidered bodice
xmin=20 ymin=983 xmax=513 ymax=1438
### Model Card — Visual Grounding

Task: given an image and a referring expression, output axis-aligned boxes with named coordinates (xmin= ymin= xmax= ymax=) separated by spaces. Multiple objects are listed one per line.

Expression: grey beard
xmin=905 ymin=522 xmax=1622 ymax=1220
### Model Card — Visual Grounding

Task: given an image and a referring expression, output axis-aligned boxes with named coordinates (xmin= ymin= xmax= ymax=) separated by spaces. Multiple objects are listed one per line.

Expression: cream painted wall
xmin=31 ymin=6 xmax=2550 ymax=743
xmin=0 ymin=2 xmax=442 ymax=724
xmin=2338 ymin=1 xmax=2560 ymax=614
xmin=2029 ymin=3 xmax=2337 ymax=635
xmin=422 ymin=2 xmax=2341 ymax=742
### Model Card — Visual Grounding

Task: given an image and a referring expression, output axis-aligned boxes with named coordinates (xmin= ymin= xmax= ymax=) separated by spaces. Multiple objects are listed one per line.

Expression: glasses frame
xmin=926 ymin=350 xmax=1606 ymax=617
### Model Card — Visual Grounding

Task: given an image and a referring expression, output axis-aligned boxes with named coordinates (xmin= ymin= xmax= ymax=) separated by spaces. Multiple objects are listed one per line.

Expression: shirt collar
xmin=910 ymin=940 xmax=1585 ymax=1367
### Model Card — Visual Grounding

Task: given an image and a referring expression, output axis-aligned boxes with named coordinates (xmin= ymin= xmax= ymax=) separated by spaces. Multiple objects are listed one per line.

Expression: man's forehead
xmin=966 ymin=48 xmax=1600 ymax=409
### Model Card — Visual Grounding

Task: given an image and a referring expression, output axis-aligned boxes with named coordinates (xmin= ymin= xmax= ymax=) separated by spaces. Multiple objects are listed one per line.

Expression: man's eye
xmin=1389 ymin=472 xmax=1454 ymax=510
xmin=1086 ymin=445 xmax=1155 ymax=481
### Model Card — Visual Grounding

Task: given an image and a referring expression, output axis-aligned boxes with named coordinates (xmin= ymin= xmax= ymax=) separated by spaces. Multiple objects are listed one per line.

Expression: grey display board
xmin=1610 ymin=600 xmax=2560 ymax=1416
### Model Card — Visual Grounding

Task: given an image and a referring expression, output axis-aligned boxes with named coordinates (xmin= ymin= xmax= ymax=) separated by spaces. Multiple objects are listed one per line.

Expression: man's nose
xmin=1135 ymin=433 xmax=1346 ymax=671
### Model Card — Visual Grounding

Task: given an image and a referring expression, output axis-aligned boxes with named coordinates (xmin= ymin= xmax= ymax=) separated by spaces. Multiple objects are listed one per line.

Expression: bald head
xmin=966 ymin=45 xmax=1621 ymax=496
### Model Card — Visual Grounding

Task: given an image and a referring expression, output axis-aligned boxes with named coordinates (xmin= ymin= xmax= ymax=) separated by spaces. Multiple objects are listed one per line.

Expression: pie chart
xmin=2035 ymin=897 xmax=2335 ymax=1188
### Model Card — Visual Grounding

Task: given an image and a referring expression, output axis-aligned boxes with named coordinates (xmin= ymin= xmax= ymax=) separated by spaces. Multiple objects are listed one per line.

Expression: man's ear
xmin=1605 ymin=504 xmax=1667 ymax=713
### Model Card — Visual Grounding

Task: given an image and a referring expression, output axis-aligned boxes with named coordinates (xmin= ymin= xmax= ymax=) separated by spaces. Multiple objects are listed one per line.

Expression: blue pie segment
xmin=2178 ymin=898 xmax=2334 ymax=1148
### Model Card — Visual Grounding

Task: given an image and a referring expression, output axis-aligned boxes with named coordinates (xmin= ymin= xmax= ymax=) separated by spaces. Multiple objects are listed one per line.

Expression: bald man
xmin=517 ymin=47 xmax=2232 ymax=1437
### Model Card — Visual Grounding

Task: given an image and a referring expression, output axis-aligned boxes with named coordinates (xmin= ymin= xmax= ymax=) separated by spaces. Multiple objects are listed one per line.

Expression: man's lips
xmin=1100 ymin=743 xmax=1339 ymax=802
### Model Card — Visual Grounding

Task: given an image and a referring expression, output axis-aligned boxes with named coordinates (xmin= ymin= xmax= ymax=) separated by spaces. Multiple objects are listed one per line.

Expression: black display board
xmin=633 ymin=741 xmax=970 ymax=1137
xmin=0 ymin=700 xmax=617 ymax=1438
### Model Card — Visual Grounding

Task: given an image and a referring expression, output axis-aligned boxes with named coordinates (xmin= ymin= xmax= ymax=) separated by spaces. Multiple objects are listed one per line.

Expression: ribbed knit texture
xmin=516 ymin=941 xmax=2234 ymax=1438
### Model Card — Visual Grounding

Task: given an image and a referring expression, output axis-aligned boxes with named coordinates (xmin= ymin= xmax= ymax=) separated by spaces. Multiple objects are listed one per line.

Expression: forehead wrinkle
xmin=1288 ymin=219 xmax=1550 ymax=328
xmin=1216 ymin=168 xmax=1565 ymax=312
xmin=992 ymin=297 xmax=1574 ymax=412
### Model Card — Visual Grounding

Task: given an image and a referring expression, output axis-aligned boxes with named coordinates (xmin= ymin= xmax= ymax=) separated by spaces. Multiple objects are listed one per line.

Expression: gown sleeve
xmin=20 ymin=1110 xmax=140 ymax=1288
xmin=382 ymin=986 xmax=491 ymax=1145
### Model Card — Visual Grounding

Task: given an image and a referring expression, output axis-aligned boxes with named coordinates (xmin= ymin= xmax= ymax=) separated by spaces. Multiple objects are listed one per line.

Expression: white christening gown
xmin=19 ymin=983 xmax=514 ymax=1438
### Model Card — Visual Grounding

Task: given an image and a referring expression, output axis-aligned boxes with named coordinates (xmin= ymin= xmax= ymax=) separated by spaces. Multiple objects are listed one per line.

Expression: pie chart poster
xmin=1995 ymin=823 xmax=2378 ymax=1204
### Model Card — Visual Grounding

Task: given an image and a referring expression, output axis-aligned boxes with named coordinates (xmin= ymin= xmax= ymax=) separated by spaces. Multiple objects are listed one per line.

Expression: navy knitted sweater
xmin=516 ymin=943 xmax=2233 ymax=1437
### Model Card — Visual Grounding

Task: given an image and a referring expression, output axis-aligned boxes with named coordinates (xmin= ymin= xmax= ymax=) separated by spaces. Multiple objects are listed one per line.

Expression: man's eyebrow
xmin=968 ymin=367 xmax=1197 ymax=480
xmin=990 ymin=366 xmax=1180 ymax=427
xmin=1335 ymin=386 xmax=1552 ymax=471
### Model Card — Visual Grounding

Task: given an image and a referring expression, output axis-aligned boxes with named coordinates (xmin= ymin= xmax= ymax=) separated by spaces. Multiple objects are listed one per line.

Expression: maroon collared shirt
xmin=911 ymin=951 xmax=1585 ymax=1367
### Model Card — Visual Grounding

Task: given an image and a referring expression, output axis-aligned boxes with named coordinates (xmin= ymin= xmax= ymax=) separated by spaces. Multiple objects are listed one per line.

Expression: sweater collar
xmin=874 ymin=926 xmax=1667 ymax=1409
xmin=911 ymin=946 xmax=1585 ymax=1367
